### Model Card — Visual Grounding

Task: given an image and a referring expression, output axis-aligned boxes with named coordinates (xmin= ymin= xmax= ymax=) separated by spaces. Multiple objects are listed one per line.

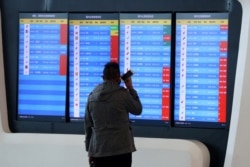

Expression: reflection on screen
xmin=18 ymin=13 xmax=68 ymax=121
xmin=119 ymin=13 xmax=171 ymax=125
xmin=69 ymin=13 xmax=119 ymax=121
xmin=174 ymin=13 xmax=228 ymax=128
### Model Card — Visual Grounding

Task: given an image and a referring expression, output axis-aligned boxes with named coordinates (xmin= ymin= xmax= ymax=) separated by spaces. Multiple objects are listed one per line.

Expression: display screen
xmin=17 ymin=12 xmax=229 ymax=127
xmin=120 ymin=13 xmax=171 ymax=125
xmin=69 ymin=13 xmax=119 ymax=121
xmin=174 ymin=13 xmax=228 ymax=128
xmin=18 ymin=13 xmax=68 ymax=121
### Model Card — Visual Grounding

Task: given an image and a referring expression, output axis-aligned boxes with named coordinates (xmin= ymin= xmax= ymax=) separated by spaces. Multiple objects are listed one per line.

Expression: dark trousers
xmin=91 ymin=153 xmax=132 ymax=167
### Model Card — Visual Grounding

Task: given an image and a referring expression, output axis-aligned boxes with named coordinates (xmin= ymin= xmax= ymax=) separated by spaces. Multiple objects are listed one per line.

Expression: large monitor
xmin=69 ymin=13 xmax=119 ymax=121
xmin=174 ymin=13 xmax=228 ymax=128
xmin=17 ymin=13 xmax=68 ymax=121
xmin=119 ymin=13 xmax=172 ymax=125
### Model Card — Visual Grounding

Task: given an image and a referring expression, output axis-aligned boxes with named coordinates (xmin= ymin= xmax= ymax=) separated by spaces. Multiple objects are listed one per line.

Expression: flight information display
xmin=18 ymin=13 xmax=68 ymax=121
xmin=174 ymin=13 xmax=228 ymax=128
xmin=120 ymin=13 xmax=171 ymax=125
xmin=69 ymin=13 xmax=119 ymax=121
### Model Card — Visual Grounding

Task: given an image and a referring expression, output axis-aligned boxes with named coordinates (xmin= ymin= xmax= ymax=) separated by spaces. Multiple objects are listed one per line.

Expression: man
xmin=84 ymin=61 xmax=142 ymax=167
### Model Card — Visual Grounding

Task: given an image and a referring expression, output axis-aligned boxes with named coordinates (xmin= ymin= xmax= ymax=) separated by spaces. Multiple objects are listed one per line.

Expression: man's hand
xmin=124 ymin=77 xmax=133 ymax=90
xmin=89 ymin=156 xmax=94 ymax=166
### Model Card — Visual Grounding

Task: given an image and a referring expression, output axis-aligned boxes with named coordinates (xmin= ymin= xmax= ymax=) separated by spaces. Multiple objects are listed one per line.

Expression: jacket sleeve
xmin=125 ymin=88 xmax=143 ymax=115
xmin=84 ymin=102 xmax=92 ymax=152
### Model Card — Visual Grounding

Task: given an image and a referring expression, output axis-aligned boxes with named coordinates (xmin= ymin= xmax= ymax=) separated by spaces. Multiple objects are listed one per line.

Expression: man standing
xmin=84 ymin=61 xmax=142 ymax=167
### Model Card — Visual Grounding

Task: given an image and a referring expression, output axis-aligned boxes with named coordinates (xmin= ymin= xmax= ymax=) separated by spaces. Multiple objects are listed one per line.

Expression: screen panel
xmin=18 ymin=13 xmax=68 ymax=121
xmin=174 ymin=13 xmax=228 ymax=128
xmin=69 ymin=13 xmax=119 ymax=121
xmin=119 ymin=13 xmax=172 ymax=125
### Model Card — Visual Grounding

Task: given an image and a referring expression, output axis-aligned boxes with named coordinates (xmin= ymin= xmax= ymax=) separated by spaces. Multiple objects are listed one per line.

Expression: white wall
xmin=2 ymin=0 xmax=250 ymax=165
xmin=224 ymin=0 xmax=250 ymax=167
xmin=0 ymin=131 xmax=210 ymax=167
xmin=0 ymin=9 xmax=210 ymax=167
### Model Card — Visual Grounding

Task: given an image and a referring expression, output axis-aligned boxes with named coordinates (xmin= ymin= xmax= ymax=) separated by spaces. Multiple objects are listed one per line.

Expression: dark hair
xmin=103 ymin=61 xmax=120 ymax=80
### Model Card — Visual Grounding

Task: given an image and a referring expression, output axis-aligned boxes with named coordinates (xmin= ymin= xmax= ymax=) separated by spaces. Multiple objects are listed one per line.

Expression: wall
xmin=0 ymin=0 xmax=249 ymax=167
xmin=1 ymin=0 xmax=243 ymax=166
xmin=0 ymin=130 xmax=210 ymax=167
xmin=224 ymin=0 xmax=250 ymax=166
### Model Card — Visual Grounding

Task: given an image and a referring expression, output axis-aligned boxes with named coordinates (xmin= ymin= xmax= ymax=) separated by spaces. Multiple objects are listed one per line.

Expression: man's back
xmin=85 ymin=81 xmax=141 ymax=157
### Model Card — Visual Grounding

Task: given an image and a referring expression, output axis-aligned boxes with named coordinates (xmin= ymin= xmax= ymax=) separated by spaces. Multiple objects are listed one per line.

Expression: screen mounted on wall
xmin=17 ymin=13 xmax=68 ymax=121
xmin=69 ymin=13 xmax=119 ymax=121
xmin=16 ymin=12 xmax=229 ymax=128
xmin=119 ymin=13 xmax=172 ymax=125
xmin=174 ymin=13 xmax=228 ymax=128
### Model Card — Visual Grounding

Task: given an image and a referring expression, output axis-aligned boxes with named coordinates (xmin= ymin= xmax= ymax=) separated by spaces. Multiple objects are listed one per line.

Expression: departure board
xmin=69 ymin=13 xmax=119 ymax=121
xmin=18 ymin=13 xmax=68 ymax=121
xmin=120 ymin=13 xmax=171 ymax=125
xmin=174 ymin=13 xmax=228 ymax=128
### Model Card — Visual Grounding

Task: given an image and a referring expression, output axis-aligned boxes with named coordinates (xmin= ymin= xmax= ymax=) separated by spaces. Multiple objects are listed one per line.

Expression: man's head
xmin=102 ymin=61 xmax=121 ymax=83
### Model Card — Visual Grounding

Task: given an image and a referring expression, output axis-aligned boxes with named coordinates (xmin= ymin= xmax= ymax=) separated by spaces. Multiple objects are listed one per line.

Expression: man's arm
xmin=124 ymin=77 xmax=143 ymax=115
